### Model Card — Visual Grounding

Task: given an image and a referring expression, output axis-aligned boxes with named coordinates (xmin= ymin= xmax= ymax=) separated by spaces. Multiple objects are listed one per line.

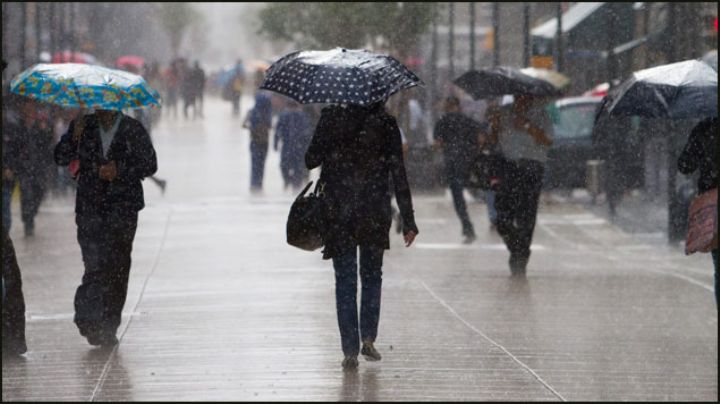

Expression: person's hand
xmin=3 ymin=168 xmax=13 ymax=180
xmin=404 ymin=230 xmax=417 ymax=247
xmin=99 ymin=161 xmax=118 ymax=181
xmin=72 ymin=115 xmax=86 ymax=142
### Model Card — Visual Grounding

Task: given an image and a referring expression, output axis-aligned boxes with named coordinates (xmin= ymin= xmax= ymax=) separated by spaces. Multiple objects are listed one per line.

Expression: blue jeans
xmin=486 ymin=190 xmax=497 ymax=225
xmin=3 ymin=182 xmax=13 ymax=233
xmin=332 ymin=246 xmax=384 ymax=357
xmin=250 ymin=141 xmax=268 ymax=189
xmin=449 ymin=177 xmax=474 ymax=237
xmin=712 ymin=249 xmax=719 ymax=309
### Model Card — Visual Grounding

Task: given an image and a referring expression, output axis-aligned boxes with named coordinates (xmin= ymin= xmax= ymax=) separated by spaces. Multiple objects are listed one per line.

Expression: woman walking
xmin=305 ymin=100 xmax=419 ymax=370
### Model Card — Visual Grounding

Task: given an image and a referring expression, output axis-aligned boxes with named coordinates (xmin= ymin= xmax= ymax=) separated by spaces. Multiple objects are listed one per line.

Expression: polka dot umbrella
xmin=260 ymin=48 xmax=424 ymax=106
xmin=10 ymin=63 xmax=161 ymax=110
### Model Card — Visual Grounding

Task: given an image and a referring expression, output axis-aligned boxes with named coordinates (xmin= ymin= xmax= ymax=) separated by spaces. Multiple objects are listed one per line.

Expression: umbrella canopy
xmin=599 ymin=59 xmax=717 ymax=120
xmin=453 ymin=67 xmax=563 ymax=99
xmin=10 ymin=63 xmax=161 ymax=110
xmin=519 ymin=67 xmax=570 ymax=90
xmin=116 ymin=55 xmax=145 ymax=70
xmin=52 ymin=51 xmax=97 ymax=65
xmin=260 ymin=47 xmax=423 ymax=105
xmin=702 ymin=49 xmax=717 ymax=71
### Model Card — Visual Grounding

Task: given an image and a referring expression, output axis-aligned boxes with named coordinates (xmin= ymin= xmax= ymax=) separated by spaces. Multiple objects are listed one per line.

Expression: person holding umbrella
xmin=263 ymin=48 xmax=421 ymax=370
xmin=12 ymin=63 xmax=161 ymax=347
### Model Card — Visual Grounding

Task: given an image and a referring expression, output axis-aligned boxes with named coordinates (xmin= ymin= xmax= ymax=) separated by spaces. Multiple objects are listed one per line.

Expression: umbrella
xmin=598 ymin=59 xmax=717 ymax=120
xmin=453 ymin=67 xmax=563 ymax=99
xmin=260 ymin=47 xmax=423 ymax=105
xmin=116 ymin=55 xmax=145 ymax=70
xmin=702 ymin=49 xmax=717 ymax=71
xmin=10 ymin=63 xmax=161 ymax=110
xmin=519 ymin=67 xmax=570 ymax=90
xmin=52 ymin=51 xmax=97 ymax=65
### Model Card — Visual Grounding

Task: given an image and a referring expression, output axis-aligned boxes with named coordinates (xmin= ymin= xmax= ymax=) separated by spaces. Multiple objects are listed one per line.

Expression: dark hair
xmin=445 ymin=96 xmax=460 ymax=107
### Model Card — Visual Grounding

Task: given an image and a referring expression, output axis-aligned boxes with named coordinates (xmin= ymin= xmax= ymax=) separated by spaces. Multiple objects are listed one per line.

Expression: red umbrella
xmin=52 ymin=51 xmax=97 ymax=64
xmin=583 ymin=82 xmax=610 ymax=97
xmin=116 ymin=55 xmax=145 ymax=70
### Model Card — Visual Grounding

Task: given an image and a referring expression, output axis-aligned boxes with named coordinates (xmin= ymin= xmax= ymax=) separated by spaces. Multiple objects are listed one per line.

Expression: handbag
xmin=466 ymin=146 xmax=509 ymax=191
xmin=685 ymin=187 xmax=718 ymax=255
xmin=286 ymin=180 xmax=326 ymax=251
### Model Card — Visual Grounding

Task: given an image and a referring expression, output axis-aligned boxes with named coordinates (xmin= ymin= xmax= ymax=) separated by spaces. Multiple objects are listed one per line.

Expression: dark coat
xmin=54 ymin=113 xmax=157 ymax=215
xmin=305 ymin=105 xmax=418 ymax=259
xmin=678 ymin=117 xmax=718 ymax=194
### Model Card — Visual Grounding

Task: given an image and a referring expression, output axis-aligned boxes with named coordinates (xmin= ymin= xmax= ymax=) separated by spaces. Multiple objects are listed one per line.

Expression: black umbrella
xmin=260 ymin=48 xmax=423 ymax=106
xmin=453 ymin=67 xmax=563 ymax=99
xmin=598 ymin=59 xmax=717 ymax=120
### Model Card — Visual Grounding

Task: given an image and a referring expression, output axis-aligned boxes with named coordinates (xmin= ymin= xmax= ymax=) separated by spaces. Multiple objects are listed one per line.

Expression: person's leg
xmin=712 ymin=249 xmax=719 ymax=309
xmin=232 ymin=95 xmax=240 ymax=117
xmin=18 ymin=176 xmax=35 ymax=236
xmin=3 ymin=182 xmax=13 ymax=233
xmin=2 ymin=231 xmax=26 ymax=354
xmin=103 ymin=210 xmax=138 ymax=338
xmin=512 ymin=161 xmax=545 ymax=273
xmin=74 ymin=213 xmax=108 ymax=342
xmin=256 ymin=142 xmax=269 ymax=188
xmin=359 ymin=246 xmax=384 ymax=345
xmin=332 ymin=248 xmax=360 ymax=359
xmin=448 ymin=172 xmax=475 ymax=240
xmin=250 ymin=141 xmax=261 ymax=189
xmin=486 ymin=190 xmax=497 ymax=228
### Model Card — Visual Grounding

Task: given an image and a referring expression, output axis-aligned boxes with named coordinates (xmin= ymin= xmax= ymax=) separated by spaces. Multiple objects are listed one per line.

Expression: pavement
xmin=2 ymin=96 xmax=717 ymax=401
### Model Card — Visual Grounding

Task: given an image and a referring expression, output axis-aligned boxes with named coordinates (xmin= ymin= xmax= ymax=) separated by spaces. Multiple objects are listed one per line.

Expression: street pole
xmin=21 ymin=2 xmax=27 ymax=69
xmin=430 ymin=11 xmax=439 ymax=130
xmin=470 ymin=2 xmax=475 ymax=71
xmin=523 ymin=3 xmax=530 ymax=67
xmin=492 ymin=2 xmax=500 ymax=67
xmin=449 ymin=2 xmax=455 ymax=81
xmin=666 ymin=2 xmax=680 ymax=244
xmin=606 ymin=4 xmax=616 ymax=84
xmin=555 ymin=2 xmax=563 ymax=72
xmin=69 ymin=3 xmax=75 ymax=54
xmin=58 ymin=2 xmax=66 ymax=51
xmin=35 ymin=3 xmax=42 ymax=63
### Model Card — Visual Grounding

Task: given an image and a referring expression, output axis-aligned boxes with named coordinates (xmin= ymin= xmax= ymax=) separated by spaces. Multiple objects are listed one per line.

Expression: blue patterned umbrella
xmin=260 ymin=48 xmax=423 ymax=106
xmin=10 ymin=63 xmax=161 ymax=110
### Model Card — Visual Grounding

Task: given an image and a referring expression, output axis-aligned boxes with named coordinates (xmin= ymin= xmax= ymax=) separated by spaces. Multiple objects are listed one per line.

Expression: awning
xmin=531 ymin=3 xmax=604 ymax=39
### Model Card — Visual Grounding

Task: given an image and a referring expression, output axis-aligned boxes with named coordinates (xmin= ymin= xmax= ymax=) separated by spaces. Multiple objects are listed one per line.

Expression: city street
xmin=2 ymin=96 xmax=717 ymax=401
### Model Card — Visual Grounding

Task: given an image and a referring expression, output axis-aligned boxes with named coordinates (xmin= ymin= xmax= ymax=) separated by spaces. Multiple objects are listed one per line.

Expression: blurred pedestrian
xmin=228 ymin=59 xmax=245 ymax=118
xmin=14 ymin=99 xmax=53 ymax=237
xmin=274 ymin=100 xmax=312 ymax=191
xmin=2 ymin=92 xmax=20 ymax=233
xmin=433 ymin=96 xmax=485 ymax=244
xmin=305 ymin=100 xmax=419 ymax=370
xmin=191 ymin=60 xmax=206 ymax=118
xmin=164 ymin=61 xmax=181 ymax=119
xmin=243 ymin=73 xmax=273 ymax=192
xmin=594 ymin=116 xmax=633 ymax=218
xmin=54 ymin=109 xmax=157 ymax=347
xmin=677 ymin=116 xmax=718 ymax=308
xmin=489 ymin=94 xmax=553 ymax=277
xmin=181 ymin=60 xmax=197 ymax=120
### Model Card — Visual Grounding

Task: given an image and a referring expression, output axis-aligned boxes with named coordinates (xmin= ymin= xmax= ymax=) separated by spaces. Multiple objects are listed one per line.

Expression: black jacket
xmin=306 ymin=105 xmax=418 ymax=259
xmin=54 ymin=113 xmax=157 ymax=214
xmin=678 ymin=117 xmax=718 ymax=194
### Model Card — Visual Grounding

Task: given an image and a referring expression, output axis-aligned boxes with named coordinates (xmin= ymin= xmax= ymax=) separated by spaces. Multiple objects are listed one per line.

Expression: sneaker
xmin=99 ymin=333 xmax=119 ymax=347
xmin=341 ymin=355 xmax=358 ymax=370
xmin=2 ymin=339 xmax=27 ymax=356
xmin=157 ymin=179 xmax=167 ymax=195
xmin=361 ymin=342 xmax=382 ymax=361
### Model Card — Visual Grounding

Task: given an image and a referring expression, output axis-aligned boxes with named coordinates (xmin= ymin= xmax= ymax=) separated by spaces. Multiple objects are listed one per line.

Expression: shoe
xmin=2 ymin=339 xmax=27 ymax=356
xmin=509 ymin=254 xmax=528 ymax=277
xmin=157 ymin=179 xmax=167 ymax=195
xmin=86 ymin=334 xmax=103 ymax=346
xmin=341 ymin=355 xmax=358 ymax=370
xmin=462 ymin=233 xmax=476 ymax=244
xmin=361 ymin=341 xmax=382 ymax=361
xmin=99 ymin=334 xmax=119 ymax=347
xmin=23 ymin=223 xmax=34 ymax=237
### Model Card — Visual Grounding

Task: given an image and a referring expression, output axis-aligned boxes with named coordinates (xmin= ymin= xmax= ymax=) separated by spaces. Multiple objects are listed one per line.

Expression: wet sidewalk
xmin=2 ymin=97 xmax=716 ymax=401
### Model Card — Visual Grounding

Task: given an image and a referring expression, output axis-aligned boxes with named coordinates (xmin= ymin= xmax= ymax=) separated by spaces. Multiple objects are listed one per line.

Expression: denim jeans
xmin=249 ymin=141 xmax=268 ymax=189
xmin=3 ymin=182 xmax=13 ymax=233
xmin=332 ymin=246 xmax=384 ymax=357
xmin=712 ymin=249 xmax=718 ymax=309
xmin=486 ymin=190 xmax=497 ymax=225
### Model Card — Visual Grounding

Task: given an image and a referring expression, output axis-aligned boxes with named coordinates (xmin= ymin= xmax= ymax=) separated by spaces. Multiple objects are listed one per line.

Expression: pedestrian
xmin=488 ymin=93 xmax=553 ymax=277
xmin=2 ymin=229 xmax=26 ymax=356
xmin=228 ymin=59 xmax=245 ymax=118
xmin=181 ymin=60 xmax=197 ymax=120
xmin=305 ymin=100 xmax=419 ymax=370
xmin=2 ymin=92 xmax=20 ymax=233
xmin=594 ymin=115 xmax=633 ymax=218
xmin=54 ymin=108 xmax=157 ymax=347
xmin=677 ymin=116 xmax=718 ymax=308
xmin=14 ymin=98 xmax=53 ymax=237
xmin=243 ymin=74 xmax=273 ymax=192
xmin=192 ymin=60 xmax=206 ymax=119
xmin=164 ymin=61 xmax=181 ymax=119
xmin=433 ymin=96 xmax=485 ymax=244
xmin=274 ymin=100 xmax=312 ymax=190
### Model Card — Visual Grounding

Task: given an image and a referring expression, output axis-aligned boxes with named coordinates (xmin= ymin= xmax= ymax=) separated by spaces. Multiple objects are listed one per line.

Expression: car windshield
xmin=549 ymin=103 xmax=599 ymax=139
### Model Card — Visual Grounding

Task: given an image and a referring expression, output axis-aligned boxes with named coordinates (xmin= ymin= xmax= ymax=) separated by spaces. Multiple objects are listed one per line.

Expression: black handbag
xmin=286 ymin=180 xmax=326 ymax=251
xmin=466 ymin=146 xmax=509 ymax=191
